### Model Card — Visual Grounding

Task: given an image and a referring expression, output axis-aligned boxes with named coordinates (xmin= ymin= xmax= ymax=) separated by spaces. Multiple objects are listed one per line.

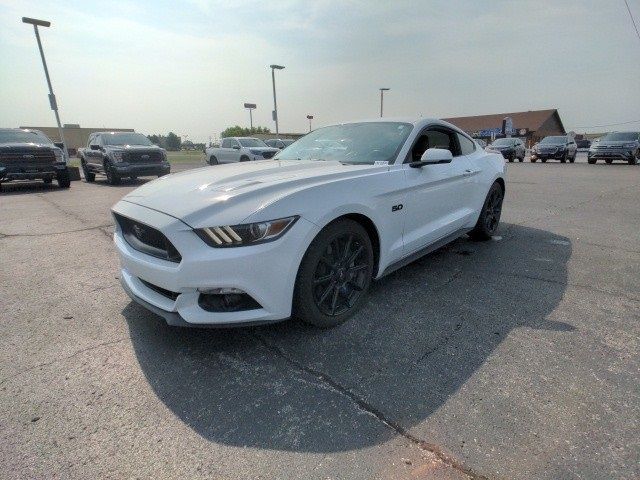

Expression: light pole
xmin=270 ymin=64 xmax=285 ymax=134
xmin=244 ymin=103 xmax=256 ymax=130
xmin=306 ymin=115 xmax=314 ymax=132
xmin=379 ymin=87 xmax=390 ymax=118
xmin=22 ymin=17 xmax=69 ymax=164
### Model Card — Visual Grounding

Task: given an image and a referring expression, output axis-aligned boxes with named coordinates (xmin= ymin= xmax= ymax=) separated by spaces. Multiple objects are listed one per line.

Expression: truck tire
xmin=82 ymin=161 xmax=95 ymax=182
xmin=105 ymin=164 xmax=121 ymax=185
xmin=57 ymin=169 xmax=71 ymax=188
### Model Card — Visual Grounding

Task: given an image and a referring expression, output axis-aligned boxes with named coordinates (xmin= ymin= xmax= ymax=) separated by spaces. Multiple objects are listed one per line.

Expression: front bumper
xmin=531 ymin=150 xmax=566 ymax=160
xmin=0 ymin=162 xmax=66 ymax=181
xmin=113 ymin=162 xmax=171 ymax=177
xmin=588 ymin=149 xmax=636 ymax=161
xmin=112 ymin=200 xmax=320 ymax=327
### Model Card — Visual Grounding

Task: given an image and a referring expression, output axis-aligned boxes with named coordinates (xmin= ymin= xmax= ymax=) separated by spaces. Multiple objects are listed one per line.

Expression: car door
xmin=87 ymin=134 xmax=103 ymax=170
xmin=219 ymin=138 xmax=232 ymax=163
xmin=402 ymin=126 xmax=475 ymax=255
xmin=230 ymin=139 xmax=242 ymax=161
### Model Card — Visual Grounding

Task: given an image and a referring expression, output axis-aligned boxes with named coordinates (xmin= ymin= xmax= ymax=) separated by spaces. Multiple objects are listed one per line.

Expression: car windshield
xmin=0 ymin=130 xmax=52 ymax=144
xmin=601 ymin=132 xmax=638 ymax=142
xmin=102 ymin=133 xmax=153 ymax=146
xmin=238 ymin=138 xmax=267 ymax=147
xmin=491 ymin=138 xmax=514 ymax=146
xmin=282 ymin=139 xmax=295 ymax=146
xmin=540 ymin=136 xmax=567 ymax=145
xmin=275 ymin=122 xmax=413 ymax=165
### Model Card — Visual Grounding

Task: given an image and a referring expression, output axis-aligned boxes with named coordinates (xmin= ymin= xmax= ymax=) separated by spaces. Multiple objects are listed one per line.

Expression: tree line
xmin=147 ymin=132 xmax=181 ymax=151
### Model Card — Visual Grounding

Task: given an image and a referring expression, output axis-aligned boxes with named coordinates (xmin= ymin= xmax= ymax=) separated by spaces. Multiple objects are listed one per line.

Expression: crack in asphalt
xmin=0 ymin=223 xmax=114 ymax=238
xmin=251 ymin=332 xmax=485 ymax=480
xmin=0 ymin=338 xmax=128 ymax=386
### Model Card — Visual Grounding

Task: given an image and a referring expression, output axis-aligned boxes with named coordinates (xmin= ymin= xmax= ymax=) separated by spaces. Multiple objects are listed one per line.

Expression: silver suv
xmin=205 ymin=137 xmax=279 ymax=165
xmin=588 ymin=132 xmax=640 ymax=165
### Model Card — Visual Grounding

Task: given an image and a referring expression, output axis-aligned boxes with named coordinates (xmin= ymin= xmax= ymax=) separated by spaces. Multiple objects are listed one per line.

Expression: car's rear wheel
xmin=209 ymin=155 xmax=218 ymax=165
xmin=293 ymin=219 xmax=374 ymax=328
xmin=56 ymin=169 xmax=71 ymax=188
xmin=629 ymin=151 xmax=639 ymax=165
xmin=469 ymin=182 xmax=504 ymax=241
xmin=588 ymin=158 xmax=597 ymax=164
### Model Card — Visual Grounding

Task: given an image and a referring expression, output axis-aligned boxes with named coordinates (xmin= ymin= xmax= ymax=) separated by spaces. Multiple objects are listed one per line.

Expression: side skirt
xmin=378 ymin=228 xmax=471 ymax=278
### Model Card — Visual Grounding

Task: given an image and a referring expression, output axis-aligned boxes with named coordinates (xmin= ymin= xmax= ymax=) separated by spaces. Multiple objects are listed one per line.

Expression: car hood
xmin=0 ymin=142 xmax=54 ymax=150
xmin=247 ymin=147 xmax=279 ymax=153
xmin=120 ymin=159 xmax=386 ymax=227
xmin=105 ymin=145 xmax=163 ymax=151
xmin=595 ymin=141 xmax=636 ymax=147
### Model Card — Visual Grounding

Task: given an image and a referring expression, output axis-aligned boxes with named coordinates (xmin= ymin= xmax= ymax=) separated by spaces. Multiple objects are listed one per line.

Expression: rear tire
xmin=588 ymin=158 xmax=597 ymax=164
xmin=56 ymin=169 xmax=71 ymax=188
xmin=629 ymin=151 xmax=639 ymax=165
xmin=469 ymin=182 xmax=504 ymax=241
xmin=293 ymin=219 xmax=374 ymax=328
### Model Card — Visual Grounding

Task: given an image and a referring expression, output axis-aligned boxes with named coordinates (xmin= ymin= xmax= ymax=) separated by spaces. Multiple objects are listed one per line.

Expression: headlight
xmin=53 ymin=149 xmax=63 ymax=161
xmin=195 ymin=216 xmax=299 ymax=247
xmin=111 ymin=151 xmax=124 ymax=163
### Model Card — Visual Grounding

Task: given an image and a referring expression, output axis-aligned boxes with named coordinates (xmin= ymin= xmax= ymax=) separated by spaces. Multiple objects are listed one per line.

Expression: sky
xmin=1 ymin=0 xmax=639 ymax=142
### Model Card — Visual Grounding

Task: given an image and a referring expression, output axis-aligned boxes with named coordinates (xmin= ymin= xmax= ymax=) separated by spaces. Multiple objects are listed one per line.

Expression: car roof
xmin=325 ymin=117 xmax=472 ymax=137
xmin=0 ymin=128 xmax=45 ymax=134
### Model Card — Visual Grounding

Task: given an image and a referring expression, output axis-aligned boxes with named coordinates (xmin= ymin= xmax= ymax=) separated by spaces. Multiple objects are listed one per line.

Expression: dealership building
xmin=19 ymin=124 xmax=134 ymax=155
xmin=444 ymin=109 xmax=566 ymax=147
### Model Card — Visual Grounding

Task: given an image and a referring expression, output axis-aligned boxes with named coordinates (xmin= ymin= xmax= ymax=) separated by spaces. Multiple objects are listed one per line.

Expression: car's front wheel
xmin=293 ymin=219 xmax=374 ymax=328
xmin=209 ymin=155 xmax=218 ymax=165
xmin=105 ymin=164 xmax=121 ymax=185
xmin=56 ymin=169 xmax=71 ymax=188
xmin=469 ymin=182 xmax=504 ymax=241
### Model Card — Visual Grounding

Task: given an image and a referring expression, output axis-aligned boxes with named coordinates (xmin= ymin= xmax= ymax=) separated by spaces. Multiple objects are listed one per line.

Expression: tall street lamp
xmin=379 ymin=87 xmax=390 ymax=118
xmin=306 ymin=115 xmax=314 ymax=132
xmin=244 ymin=103 xmax=256 ymax=130
xmin=22 ymin=17 xmax=69 ymax=163
xmin=270 ymin=64 xmax=285 ymax=134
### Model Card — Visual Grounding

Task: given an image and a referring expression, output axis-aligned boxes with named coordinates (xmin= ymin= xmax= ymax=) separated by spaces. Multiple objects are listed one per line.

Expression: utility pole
xmin=379 ymin=88 xmax=390 ymax=118
xmin=270 ymin=64 xmax=285 ymax=134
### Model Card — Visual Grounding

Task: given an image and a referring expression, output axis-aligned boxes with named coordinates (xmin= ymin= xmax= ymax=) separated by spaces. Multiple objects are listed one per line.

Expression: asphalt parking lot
xmin=1 ymin=153 xmax=638 ymax=479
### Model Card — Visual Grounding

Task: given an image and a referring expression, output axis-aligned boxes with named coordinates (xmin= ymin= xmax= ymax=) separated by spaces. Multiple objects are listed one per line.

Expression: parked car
xmin=587 ymin=131 xmax=640 ymax=165
xmin=474 ymin=138 xmax=487 ymax=148
xmin=264 ymin=138 xmax=296 ymax=149
xmin=78 ymin=132 xmax=170 ymax=185
xmin=487 ymin=137 xmax=526 ymax=162
xmin=0 ymin=128 xmax=70 ymax=190
xmin=112 ymin=118 xmax=506 ymax=328
xmin=205 ymin=137 xmax=279 ymax=165
xmin=576 ymin=139 xmax=591 ymax=151
xmin=530 ymin=135 xmax=577 ymax=163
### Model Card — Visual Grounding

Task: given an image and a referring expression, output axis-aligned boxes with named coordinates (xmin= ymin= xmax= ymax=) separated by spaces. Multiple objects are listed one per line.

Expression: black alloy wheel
xmin=469 ymin=182 xmax=504 ymax=240
xmin=294 ymin=219 xmax=373 ymax=328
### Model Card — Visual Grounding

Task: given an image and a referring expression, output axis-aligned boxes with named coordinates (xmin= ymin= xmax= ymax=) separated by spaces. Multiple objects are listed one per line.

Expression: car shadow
xmin=0 ymin=181 xmax=61 ymax=195
xmin=122 ymin=223 xmax=574 ymax=453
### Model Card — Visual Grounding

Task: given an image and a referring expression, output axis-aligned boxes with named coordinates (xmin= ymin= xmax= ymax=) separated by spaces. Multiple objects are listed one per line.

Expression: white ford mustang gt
xmin=112 ymin=118 xmax=506 ymax=328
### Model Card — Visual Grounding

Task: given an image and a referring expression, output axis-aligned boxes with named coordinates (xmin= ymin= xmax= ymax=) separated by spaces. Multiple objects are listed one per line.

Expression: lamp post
xmin=244 ymin=103 xmax=256 ymax=130
xmin=22 ymin=17 xmax=69 ymax=163
xmin=306 ymin=115 xmax=314 ymax=132
xmin=270 ymin=64 xmax=285 ymax=134
xmin=379 ymin=87 xmax=390 ymax=118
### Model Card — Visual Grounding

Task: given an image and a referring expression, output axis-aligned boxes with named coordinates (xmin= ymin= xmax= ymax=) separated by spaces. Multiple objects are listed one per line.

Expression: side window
xmin=409 ymin=127 xmax=460 ymax=162
xmin=221 ymin=138 xmax=231 ymax=148
xmin=456 ymin=132 xmax=476 ymax=155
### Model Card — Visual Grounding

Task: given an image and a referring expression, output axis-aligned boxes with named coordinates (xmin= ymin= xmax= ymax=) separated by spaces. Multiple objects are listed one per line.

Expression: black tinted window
xmin=457 ymin=133 xmax=476 ymax=155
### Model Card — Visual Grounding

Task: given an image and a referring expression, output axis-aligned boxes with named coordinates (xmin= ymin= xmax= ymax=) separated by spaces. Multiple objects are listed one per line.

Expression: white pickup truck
xmin=205 ymin=137 xmax=279 ymax=165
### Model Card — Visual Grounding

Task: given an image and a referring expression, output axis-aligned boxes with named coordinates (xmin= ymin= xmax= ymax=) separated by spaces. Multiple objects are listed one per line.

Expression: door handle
xmin=463 ymin=169 xmax=474 ymax=176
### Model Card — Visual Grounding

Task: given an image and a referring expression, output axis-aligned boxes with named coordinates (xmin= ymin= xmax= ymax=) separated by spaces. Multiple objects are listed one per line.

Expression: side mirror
xmin=90 ymin=144 xmax=101 ymax=151
xmin=232 ymin=145 xmax=240 ymax=150
xmin=410 ymin=148 xmax=453 ymax=168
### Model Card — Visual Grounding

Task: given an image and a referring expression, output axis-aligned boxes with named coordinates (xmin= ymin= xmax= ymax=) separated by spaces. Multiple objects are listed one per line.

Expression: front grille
xmin=123 ymin=150 xmax=163 ymax=163
xmin=139 ymin=278 xmax=180 ymax=301
xmin=262 ymin=151 xmax=276 ymax=159
xmin=0 ymin=148 xmax=55 ymax=165
xmin=113 ymin=212 xmax=181 ymax=263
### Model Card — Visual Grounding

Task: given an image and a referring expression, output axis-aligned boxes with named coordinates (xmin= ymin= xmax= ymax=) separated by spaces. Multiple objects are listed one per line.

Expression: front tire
xmin=469 ymin=182 xmax=504 ymax=241
xmin=209 ymin=155 xmax=218 ymax=165
xmin=105 ymin=164 xmax=121 ymax=185
xmin=629 ymin=151 xmax=639 ymax=165
xmin=588 ymin=158 xmax=597 ymax=164
xmin=82 ymin=161 xmax=96 ymax=182
xmin=293 ymin=219 xmax=374 ymax=328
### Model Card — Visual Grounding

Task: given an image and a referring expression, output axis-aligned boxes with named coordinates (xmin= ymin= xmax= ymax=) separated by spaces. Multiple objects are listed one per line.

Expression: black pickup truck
xmin=78 ymin=132 xmax=170 ymax=185
xmin=0 ymin=128 xmax=70 ymax=190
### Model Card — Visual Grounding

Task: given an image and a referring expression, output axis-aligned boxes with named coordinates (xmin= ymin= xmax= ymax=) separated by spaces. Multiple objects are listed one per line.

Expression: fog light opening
xmin=198 ymin=289 xmax=262 ymax=312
